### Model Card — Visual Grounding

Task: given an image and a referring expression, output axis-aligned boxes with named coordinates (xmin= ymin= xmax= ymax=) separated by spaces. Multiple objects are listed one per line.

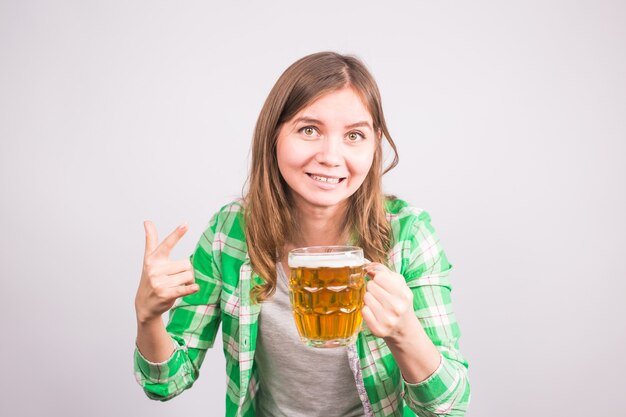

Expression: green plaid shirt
xmin=134 ymin=199 xmax=470 ymax=416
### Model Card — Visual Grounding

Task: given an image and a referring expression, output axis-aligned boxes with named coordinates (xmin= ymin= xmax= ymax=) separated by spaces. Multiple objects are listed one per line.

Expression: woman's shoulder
xmin=384 ymin=197 xmax=445 ymax=265
xmin=215 ymin=199 xmax=245 ymax=216
xmin=203 ymin=199 xmax=246 ymax=238
xmin=384 ymin=196 xmax=432 ymax=227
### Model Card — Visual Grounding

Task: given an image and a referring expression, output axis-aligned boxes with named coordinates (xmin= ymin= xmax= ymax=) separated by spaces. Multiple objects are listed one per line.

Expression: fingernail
xmin=178 ymin=222 xmax=188 ymax=231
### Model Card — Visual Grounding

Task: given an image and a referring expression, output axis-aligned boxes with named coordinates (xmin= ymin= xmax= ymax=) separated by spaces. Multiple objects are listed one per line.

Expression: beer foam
xmin=288 ymin=253 xmax=364 ymax=268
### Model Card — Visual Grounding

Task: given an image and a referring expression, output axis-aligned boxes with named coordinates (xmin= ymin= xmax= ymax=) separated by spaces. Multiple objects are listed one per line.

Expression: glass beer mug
xmin=287 ymin=246 xmax=365 ymax=348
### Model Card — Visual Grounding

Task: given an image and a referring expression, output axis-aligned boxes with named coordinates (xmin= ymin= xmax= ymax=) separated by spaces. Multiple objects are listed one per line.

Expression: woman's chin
xmin=294 ymin=192 xmax=352 ymax=211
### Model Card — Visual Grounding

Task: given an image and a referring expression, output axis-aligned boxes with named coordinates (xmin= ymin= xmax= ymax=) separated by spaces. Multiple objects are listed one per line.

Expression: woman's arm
xmin=363 ymin=263 xmax=441 ymax=384
xmin=363 ymin=262 xmax=442 ymax=383
xmin=134 ymin=221 xmax=199 ymax=359
xmin=134 ymin=215 xmax=223 ymax=400
xmin=362 ymin=210 xmax=470 ymax=415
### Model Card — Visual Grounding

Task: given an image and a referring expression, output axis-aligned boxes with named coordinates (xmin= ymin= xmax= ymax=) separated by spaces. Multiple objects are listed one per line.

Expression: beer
xmin=288 ymin=247 xmax=365 ymax=348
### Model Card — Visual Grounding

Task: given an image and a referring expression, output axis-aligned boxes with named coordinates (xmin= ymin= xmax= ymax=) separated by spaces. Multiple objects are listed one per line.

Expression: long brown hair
xmin=244 ymin=52 xmax=399 ymax=302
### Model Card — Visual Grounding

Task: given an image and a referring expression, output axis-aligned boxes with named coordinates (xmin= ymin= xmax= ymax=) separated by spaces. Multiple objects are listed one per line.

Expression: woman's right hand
xmin=135 ymin=221 xmax=200 ymax=324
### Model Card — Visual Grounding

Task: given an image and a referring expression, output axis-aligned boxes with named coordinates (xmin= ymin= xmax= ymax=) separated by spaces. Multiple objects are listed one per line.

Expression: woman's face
xmin=276 ymin=87 xmax=377 ymax=211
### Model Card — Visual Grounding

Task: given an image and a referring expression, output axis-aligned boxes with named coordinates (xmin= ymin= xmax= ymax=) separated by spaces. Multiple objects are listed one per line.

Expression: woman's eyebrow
xmin=292 ymin=117 xmax=372 ymax=131
xmin=345 ymin=121 xmax=372 ymax=130
xmin=292 ymin=117 xmax=323 ymax=126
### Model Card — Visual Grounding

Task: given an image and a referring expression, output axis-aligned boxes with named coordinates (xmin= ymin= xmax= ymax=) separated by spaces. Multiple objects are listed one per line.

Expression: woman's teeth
xmin=310 ymin=174 xmax=341 ymax=184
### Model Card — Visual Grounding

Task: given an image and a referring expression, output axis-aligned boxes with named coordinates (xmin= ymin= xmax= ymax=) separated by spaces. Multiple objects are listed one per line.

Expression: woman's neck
xmin=290 ymin=199 xmax=349 ymax=248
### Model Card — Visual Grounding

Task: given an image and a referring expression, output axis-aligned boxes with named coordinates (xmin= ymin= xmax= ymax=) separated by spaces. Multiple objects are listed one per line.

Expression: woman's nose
xmin=315 ymin=137 xmax=342 ymax=167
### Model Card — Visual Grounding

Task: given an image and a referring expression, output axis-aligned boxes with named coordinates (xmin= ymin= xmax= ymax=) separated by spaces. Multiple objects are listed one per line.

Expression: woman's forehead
xmin=291 ymin=87 xmax=373 ymax=125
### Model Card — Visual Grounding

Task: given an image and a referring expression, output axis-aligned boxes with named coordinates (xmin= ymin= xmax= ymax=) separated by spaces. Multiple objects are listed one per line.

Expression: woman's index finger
xmin=155 ymin=223 xmax=188 ymax=258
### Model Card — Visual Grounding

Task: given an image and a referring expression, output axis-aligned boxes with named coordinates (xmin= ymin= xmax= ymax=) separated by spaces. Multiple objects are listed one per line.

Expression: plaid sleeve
xmin=401 ymin=211 xmax=471 ymax=416
xmin=134 ymin=212 xmax=223 ymax=401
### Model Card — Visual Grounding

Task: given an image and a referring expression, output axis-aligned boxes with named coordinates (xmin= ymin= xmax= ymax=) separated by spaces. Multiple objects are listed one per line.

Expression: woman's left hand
xmin=362 ymin=262 xmax=419 ymax=343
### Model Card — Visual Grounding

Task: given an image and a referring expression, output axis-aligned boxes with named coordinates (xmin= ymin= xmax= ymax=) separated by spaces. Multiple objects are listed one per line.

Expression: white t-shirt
xmin=254 ymin=263 xmax=365 ymax=417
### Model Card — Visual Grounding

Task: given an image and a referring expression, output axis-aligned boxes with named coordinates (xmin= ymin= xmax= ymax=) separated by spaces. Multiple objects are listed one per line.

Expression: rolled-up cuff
xmin=134 ymin=337 xmax=184 ymax=384
xmin=404 ymin=354 xmax=463 ymax=407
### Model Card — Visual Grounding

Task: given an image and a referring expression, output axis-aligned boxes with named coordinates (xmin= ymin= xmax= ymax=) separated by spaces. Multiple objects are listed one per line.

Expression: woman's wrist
xmin=135 ymin=313 xmax=175 ymax=363
xmin=135 ymin=305 xmax=162 ymax=325
xmin=382 ymin=311 xmax=420 ymax=346
xmin=383 ymin=315 xmax=441 ymax=384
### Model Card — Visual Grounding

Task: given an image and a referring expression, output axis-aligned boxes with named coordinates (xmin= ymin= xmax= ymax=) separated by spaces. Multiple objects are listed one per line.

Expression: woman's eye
xmin=347 ymin=132 xmax=364 ymax=141
xmin=302 ymin=127 xmax=317 ymax=136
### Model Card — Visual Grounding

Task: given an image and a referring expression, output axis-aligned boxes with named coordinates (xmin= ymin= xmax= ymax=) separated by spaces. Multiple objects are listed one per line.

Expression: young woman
xmin=134 ymin=52 xmax=470 ymax=417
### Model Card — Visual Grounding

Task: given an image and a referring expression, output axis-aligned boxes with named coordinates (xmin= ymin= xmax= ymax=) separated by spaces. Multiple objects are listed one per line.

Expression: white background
xmin=1 ymin=1 xmax=625 ymax=416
